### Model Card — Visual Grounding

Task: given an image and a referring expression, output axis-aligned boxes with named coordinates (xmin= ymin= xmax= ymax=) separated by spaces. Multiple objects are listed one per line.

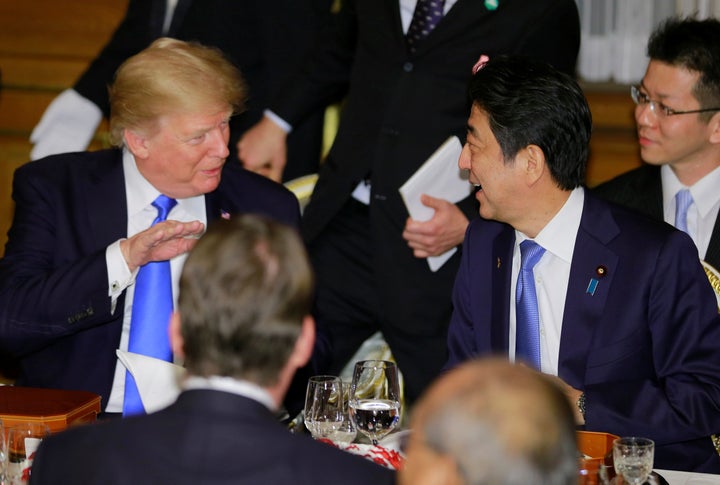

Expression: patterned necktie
xmin=406 ymin=0 xmax=446 ymax=54
xmin=674 ymin=188 xmax=693 ymax=235
xmin=123 ymin=194 xmax=177 ymax=416
xmin=515 ymin=240 xmax=546 ymax=370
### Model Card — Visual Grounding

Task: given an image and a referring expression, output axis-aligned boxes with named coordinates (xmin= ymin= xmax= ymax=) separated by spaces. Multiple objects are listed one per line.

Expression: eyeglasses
xmin=630 ymin=85 xmax=720 ymax=117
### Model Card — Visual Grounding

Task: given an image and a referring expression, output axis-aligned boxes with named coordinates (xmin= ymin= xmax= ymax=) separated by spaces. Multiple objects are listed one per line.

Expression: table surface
xmin=656 ymin=469 xmax=720 ymax=484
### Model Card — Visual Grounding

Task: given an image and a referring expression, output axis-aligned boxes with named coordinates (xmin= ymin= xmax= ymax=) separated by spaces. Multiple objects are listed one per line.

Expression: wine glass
xmin=348 ymin=360 xmax=401 ymax=446
xmin=0 ymin=419 xmax=7 ymax=485
xmin=304 ymin=375 xmax=344 ymax=440
xmin=613 ymin=437 xmax=654 ymax=485
xmin=329 ymin=379 xmax=357 ymax=444
xmin=6 ymin=422 xmax=50 ymax=485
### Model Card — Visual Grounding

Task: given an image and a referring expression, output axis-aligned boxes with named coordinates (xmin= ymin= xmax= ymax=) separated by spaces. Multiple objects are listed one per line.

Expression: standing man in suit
xmin=30 ymin=0 xmax=332 ymax=181
xmin=445 ymin=55 xmax=720 ymax=472
xmin=0 ymin=38 xmax=300 ymax=415
xmin=237 ymin=0 xmax=581 ymax=405
xmin=29 ymin=215 xmax=395 ymax=485
xmin=400 ymin=358 xmax=578 ymax=485
xmin=594 ymin=17 xmax=720 ymax=271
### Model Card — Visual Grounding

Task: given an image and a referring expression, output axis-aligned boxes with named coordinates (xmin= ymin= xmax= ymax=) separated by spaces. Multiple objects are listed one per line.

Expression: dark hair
xmin=468 ymin=55 xmax=591 ymax=190
xmin=647 ymin=17 xmax=720 ymax=119
xmin=178 ymin=215 xmax=313 ymax=385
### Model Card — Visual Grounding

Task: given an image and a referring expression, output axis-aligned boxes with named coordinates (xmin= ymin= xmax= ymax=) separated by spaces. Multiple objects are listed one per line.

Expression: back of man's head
xmin=401 ymin=358 xmax=578 ymax=485
xmin=177 ymin=215 xmax=314 ymax=386
xmin=648 ymin=17 xmax=720 ymax=115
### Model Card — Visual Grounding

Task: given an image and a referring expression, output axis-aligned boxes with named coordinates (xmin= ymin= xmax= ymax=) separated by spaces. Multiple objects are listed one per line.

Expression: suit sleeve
xmin=0 ymin=166 xmax=116 ymax=356
xmin=445 ymin=223 xmax=479 ymax=369
xmin=584 ymin=232 xmax=720 ymax=445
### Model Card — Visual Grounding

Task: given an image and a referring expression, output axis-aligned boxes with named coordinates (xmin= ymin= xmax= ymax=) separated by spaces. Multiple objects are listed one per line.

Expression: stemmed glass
xmin=348 ymin=360 xmax=401 ymax=446
xmin=6 ymin=422 xmax=50 ymax=485
xmin=303 ymin=375 xmax=344 ymax=440
xmin=613 ymin=437 xmax=654 ymax=485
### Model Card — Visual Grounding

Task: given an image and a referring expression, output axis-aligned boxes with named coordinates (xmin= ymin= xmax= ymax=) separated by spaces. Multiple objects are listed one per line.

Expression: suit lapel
xmin=490 ymin=227 xmax=514 ymax=352
xmin=558 ymin=194 xmax=619 ymax=388
xmin=86 ymin=150 xmax=128 ymax=247
xmin=703 ymin=213 xmax=720 ymax=270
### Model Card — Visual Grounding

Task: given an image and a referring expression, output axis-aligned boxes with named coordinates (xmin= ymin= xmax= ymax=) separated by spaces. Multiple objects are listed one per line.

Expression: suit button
xmin=403 ymin=62 xmax=413 ymax=72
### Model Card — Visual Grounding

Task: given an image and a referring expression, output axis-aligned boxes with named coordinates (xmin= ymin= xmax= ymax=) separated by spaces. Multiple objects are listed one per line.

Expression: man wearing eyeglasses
xmin=595 ymin=17 xmax=720 ymax=271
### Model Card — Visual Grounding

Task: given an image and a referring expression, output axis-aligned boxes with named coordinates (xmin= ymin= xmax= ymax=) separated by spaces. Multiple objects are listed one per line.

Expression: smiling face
xmin=129 ymin=105 xmax=232 ymax=199
xmin=636 ymin=61 xmax=719 ymax=174
xmin=458 ymin=105 xmax=529 ymax=224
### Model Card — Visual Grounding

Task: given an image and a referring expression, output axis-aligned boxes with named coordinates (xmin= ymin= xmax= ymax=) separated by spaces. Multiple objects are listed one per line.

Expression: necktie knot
xmin=519 ymin=239 xmax=545 ymax=272
xmin=674 ymin=188 xmax=693 ymax=235
xmin=152 ymin=195 xmax=177 ymax=224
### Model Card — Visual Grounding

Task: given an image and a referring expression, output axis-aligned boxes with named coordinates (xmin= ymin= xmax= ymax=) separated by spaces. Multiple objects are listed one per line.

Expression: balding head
xmin=400 ymin=358 xmax=578 ymax=485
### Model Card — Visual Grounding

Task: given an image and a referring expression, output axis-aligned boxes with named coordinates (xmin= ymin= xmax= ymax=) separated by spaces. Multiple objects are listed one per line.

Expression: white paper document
xmin=399 ymin=136 xmax=472 ymax=271
xmin=117 ymin=350 xmax=186 ymax=413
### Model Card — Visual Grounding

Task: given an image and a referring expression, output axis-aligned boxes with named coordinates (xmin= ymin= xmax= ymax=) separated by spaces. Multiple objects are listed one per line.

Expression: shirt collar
xmin=183 ymin=375 xmax=278 ymax=411
xmin=516 ymin=187 xmax=584 ymax=264
xmin=661 ymin=163 xmax=720 ymax=219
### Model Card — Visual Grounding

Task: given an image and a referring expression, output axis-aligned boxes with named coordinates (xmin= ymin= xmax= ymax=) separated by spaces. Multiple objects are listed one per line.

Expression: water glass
xmin=6 ymin=423 xmax=50 ymax=485
xmin=612 ymin=437 xmax=654 ymax=485
xmin=348 ymin=360 xmax=401 ymax=445
xmin=304 ymin=375 xmax=344 ymax=440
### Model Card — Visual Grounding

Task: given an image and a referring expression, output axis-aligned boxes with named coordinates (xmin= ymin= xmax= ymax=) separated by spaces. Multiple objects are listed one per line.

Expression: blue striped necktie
xmin=123 ymin=194 xmax=177 ymax=416
xmin=515 ymin=240 xmax=545 ymax=370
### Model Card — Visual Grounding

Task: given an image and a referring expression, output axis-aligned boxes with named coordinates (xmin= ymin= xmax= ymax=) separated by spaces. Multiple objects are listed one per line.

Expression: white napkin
xmin=116 ymin=350 xmax=186 ymax=413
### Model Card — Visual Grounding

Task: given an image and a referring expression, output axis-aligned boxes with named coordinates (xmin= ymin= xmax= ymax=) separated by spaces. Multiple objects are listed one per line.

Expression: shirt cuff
xmin=106 ymin=240 xmax=136 ymax=314
xmin=263 ymin=109 xmax=292 ymax=134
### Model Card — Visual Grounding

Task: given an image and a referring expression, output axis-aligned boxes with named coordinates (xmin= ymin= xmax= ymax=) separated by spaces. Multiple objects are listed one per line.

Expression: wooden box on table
xmin=0 ymin=386 xmax=101 ymax=433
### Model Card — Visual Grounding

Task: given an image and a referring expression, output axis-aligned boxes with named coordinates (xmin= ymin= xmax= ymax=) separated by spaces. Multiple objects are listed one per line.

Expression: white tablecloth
xmin=656 ymin=468 xmax=720 ymax=484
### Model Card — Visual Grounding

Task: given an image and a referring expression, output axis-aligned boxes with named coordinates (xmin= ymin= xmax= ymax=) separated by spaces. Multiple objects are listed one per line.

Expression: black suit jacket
xmin=593 ymin=164 xmax=720 ymax=269
xmin=30 ymin=389 xmax=396 ymax=485
xmin=272 ymin=0 xmax=580 ymax=336
xmin=0 ymin=149 xmax=300 ymax=409
xmin=74 ymin=0 xmax=332 ymax=180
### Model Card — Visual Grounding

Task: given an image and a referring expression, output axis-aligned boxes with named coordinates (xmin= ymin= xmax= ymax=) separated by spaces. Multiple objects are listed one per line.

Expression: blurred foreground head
xmin=175 ymin=215 xmax=314 ymax=387
xmin=400 ymin=358 xmax=578 ymax=485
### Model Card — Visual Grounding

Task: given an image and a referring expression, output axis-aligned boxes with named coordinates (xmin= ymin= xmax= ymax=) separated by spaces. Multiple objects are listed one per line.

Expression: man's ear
xmin=124 ymin=128 xmax=150 ymax=159
xmin=288 ymin=316 xmax=316 ymax=369
xmin=169 ymin=311 xmax=185 ymax=359
xmin=707 ymin=112 xmax=720 ymax=145
xmin=519 ymin=144 xmax=546 ymax=186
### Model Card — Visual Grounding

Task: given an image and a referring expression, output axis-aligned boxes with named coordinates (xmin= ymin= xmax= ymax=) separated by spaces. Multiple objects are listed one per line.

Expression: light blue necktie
xmin=674 ymin=188 xmax=693 ymax=235
xmin=123 ymin=194 xmax=177 ymax=416
xmin=516 ymin=240 xmax=545 ymax=370
xmin=406 ymin=0 xmax=446 ymax=54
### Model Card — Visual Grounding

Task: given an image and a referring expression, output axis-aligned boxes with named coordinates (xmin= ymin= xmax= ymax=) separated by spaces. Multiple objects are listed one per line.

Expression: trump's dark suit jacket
xmin=446 ymin=191 xmax=720 ymax=473
xmin=0 ymin=149 xmax=300 ymax=409
xmin=593 ymin=164 xmax=720 ymax=270
xmin=29 ymin=390 xmax=395 ymax=485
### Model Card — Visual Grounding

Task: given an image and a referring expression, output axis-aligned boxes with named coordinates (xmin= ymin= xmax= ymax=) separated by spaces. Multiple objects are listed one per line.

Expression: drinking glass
xmin=6 ymin=423 xmax=50 ymax=485
xmin=613 ymin=437 xmax=654 ymax=485
xmin=304 ymin=375 xmax=344 ymax=440
xmin=0 ymin=419 xmax=7 ymax=485
xmin=348 ymin=360 xmax=401 ymax=446
xmin=329 ymin=380 xmax=357 ymax=444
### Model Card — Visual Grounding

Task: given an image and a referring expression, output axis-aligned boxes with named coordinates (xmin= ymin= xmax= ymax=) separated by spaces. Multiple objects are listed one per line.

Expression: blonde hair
xmin=108 ymin=37 xmax=246 ymax=146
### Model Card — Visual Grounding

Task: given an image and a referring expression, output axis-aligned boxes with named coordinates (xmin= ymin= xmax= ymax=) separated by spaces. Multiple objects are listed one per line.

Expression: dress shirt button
xmin=403 ymin=62 xmax=414 ymax=72
xmin=111 ymin=281 xmax=120 ymax=292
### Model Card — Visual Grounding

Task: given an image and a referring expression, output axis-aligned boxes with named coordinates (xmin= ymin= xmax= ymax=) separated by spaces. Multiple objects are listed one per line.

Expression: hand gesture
xmin=120 ymin=220 xmax=205 ymax=272
xmin=402 ymin=194 xmax=469 ymax=258
xmin=237 ymin=116 xmax=288 ymax=182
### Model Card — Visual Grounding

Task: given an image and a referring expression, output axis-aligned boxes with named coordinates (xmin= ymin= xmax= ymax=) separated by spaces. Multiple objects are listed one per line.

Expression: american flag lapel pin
xmin=220 ymin=209 xmax=231 ymax=220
